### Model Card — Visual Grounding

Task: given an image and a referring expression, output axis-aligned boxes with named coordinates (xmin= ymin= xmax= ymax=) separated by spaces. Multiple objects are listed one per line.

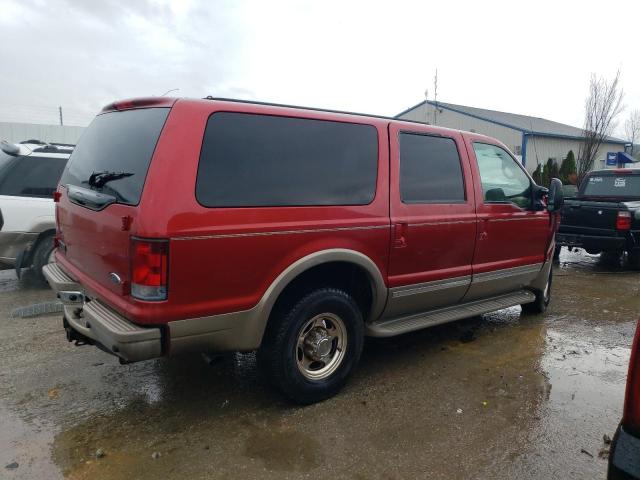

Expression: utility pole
xmin=433 ymin=69 xmax=438 ymax=126
xmin=58 ymin=106 xmax=63 ymax=126
xmin=424 ymin=89 xmax=429 ymax=124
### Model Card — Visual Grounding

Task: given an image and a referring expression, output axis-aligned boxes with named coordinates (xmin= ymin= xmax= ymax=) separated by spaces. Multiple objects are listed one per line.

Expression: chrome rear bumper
xmin=43 ymin=263 xmax=162 ymax=363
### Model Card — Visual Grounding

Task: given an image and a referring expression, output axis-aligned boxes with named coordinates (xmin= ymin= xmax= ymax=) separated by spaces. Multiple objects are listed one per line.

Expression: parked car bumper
xmin=609 ymin=425 xmax=640 ymax=480
xmin=556 ymin=232 xmax=626 ymax=252
xmin=0 ymin=231 xmax=37 ymax=268
xmin=43 ymin=263 xmax=163 ymax=363
xmin=43 ymin=262 xmax=265 ymax=362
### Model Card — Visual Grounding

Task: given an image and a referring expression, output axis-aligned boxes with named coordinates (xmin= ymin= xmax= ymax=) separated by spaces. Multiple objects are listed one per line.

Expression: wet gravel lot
xmin=1 ymin=249 xmax=638 ymax=479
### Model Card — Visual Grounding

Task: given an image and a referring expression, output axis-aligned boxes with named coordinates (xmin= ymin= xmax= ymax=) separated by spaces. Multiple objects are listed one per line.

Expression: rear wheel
xmin=600 ymin=251 xmax=622 ymax=266
xmin=522 ymin=268 xmax=552 ymax=315
xmin=259 ymin=288 xmax=364 ymax=404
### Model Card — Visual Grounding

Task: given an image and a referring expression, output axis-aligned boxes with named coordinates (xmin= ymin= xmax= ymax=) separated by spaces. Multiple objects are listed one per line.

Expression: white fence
xmin=0 ymin=122 xmax=85 ymax=145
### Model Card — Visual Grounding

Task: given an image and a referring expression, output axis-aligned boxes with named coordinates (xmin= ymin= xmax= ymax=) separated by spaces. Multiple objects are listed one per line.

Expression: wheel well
xmin=269 ymin=262 xmax=374 ymax=324
xmin=26 ymin=229 xmax=55 ymax=265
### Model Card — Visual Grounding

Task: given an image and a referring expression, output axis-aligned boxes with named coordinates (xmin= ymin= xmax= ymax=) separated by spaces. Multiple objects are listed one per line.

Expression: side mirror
xmin=532 ymin=184 xmax=549 ymax=211
xmin=547 ymin=178 xmax=564 ymax=213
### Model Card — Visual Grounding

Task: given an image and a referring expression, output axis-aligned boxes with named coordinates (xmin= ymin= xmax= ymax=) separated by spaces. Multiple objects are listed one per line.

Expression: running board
xmin=366 ymin=290 xmax=536 ymax=337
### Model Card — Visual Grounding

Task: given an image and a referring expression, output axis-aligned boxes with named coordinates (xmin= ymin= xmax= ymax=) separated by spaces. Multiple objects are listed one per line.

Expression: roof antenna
xmin=160 ymin=88 xmax=179 ymax=97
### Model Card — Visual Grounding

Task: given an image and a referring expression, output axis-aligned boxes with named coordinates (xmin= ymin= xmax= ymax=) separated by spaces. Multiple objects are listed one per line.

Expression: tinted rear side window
xmin=0 ymin=155 xmax=68 ymax=198
xmin=196 ymin=112 xmax=378 ymax=207
xmin=60 ymin=108 xmax=169 ymax=205
xmin=399 ymin=133 xmax=465 ymax=203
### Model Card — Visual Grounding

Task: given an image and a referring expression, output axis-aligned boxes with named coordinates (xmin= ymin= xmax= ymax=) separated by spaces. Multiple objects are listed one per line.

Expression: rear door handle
xmin=393 ymin=222 xmax=408 ymax=248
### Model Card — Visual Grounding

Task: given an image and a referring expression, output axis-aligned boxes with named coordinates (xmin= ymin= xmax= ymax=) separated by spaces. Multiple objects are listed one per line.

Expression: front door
xmin=384 ymin=123 xmax=477 ymax=319
xmin=463 ymin=138 xmax=550 ymax=301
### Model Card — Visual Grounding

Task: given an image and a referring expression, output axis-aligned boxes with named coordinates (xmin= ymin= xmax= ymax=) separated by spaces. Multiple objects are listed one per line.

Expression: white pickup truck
xmin=0 ymin=140 xmax=73 ymax=281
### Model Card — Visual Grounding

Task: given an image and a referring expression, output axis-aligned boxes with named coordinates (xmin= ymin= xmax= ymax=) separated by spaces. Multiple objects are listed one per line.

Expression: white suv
xmin=0 ymin=140 xmax=73 ymax=281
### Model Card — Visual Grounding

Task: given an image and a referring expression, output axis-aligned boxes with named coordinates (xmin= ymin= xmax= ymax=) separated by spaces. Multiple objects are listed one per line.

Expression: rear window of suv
xmin=60 ymin=108 xmax=169 ymax=205
xmin=582 ymin=173 xmax=640 ymax=197
xmin=196 ymin=112 xmax=378 ymax=207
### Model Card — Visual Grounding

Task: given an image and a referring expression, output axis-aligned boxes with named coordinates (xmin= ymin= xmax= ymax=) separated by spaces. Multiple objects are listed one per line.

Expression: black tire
xmin=31 ymin=234 xmax=55 ymax=284
xmin=553 ymin=245 xmax=561 ymax=262
xmin=258 ymin=288 xmax=364 ymax=404
xmin=522 ymin=268 xmax=552 ymax=315
xmin=629 ymin=250 xmax=640 ymax=271
xmin=600 ymin=251 xmax=622 ymax=266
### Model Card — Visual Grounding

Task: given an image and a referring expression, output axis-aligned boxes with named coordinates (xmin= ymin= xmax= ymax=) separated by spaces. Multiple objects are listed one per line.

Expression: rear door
xmin=384 ymin=123 xmax=477 ymax=318
xmin=463 ymin=138 xmax=549 ymax=301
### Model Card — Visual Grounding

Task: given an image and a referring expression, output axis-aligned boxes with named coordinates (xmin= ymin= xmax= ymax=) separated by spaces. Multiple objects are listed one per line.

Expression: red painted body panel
xmin=56 ymin=99 xmax=390 ymax=325
xmin=55 ymin=98 xmax=553 ymax=328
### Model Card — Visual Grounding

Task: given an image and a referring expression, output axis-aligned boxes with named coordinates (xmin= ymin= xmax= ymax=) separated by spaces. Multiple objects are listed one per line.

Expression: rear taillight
xmin=622 ymin=320 xmax=640 ymax=435
xmin=616 ymin=211 xmax=632 ymax=231
xmin=131 ymin=238 xmax=168 ymax=301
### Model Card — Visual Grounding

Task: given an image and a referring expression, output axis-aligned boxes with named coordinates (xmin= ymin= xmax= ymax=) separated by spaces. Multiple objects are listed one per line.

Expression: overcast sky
xmin=1 ymin=0 xmax=639 ymax=135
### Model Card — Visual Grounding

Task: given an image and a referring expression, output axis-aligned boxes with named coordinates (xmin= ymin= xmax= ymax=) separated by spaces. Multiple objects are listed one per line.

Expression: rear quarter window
xmin=195 ymin=112 xmax=378 ymax=207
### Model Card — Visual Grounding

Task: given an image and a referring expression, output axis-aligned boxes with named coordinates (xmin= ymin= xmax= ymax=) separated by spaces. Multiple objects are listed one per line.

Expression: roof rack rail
xmin=201 ymin=96 xmax=437 ymax=127
xmin=19 ymin=139 xmax=47 ymax=145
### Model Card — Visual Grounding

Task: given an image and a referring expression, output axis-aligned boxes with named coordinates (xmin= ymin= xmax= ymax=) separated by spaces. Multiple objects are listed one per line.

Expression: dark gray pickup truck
xmin=557 ymin=168 xmax=640 ymax=269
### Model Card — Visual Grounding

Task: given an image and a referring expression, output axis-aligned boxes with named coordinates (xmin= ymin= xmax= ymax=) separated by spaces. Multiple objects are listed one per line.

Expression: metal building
xmin=396 ymin=100 xmax=629 ymax=173
xmin=0 ymin=122 xmax=85 ymax=145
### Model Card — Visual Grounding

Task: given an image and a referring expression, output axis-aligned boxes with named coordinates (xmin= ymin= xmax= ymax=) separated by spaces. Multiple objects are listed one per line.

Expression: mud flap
xmin=14 ymin=249 xmax=26 ymax=279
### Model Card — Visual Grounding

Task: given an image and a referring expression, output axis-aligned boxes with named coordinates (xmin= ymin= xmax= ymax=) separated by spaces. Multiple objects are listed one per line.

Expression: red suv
xmin=44 ymin=97 xmax=562 ymax=403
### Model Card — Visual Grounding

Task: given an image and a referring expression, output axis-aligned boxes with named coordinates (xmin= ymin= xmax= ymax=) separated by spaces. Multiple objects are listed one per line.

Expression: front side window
xmin=196 ymin=112 xmax=378 ymax=207
xmin=0 ymin=155 xmax=68 ymax=198
xmin=473 ymin=143 xmax=531 ymax=209
xmin=399 ymin=133 xmax=465 ymax=203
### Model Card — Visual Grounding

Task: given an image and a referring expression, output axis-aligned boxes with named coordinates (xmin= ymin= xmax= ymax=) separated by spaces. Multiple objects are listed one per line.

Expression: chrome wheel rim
xmin=295 ymin=313 xmax=347 ymax=381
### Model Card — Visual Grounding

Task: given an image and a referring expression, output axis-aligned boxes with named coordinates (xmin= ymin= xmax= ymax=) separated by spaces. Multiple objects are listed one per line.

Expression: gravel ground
xmin=0 ymin=249 xmax=638 ymax=479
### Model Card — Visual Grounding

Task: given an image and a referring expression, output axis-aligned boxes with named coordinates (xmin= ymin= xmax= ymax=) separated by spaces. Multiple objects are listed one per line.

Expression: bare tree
xmin=624 ymin=109 xmax=640 ymax=156
xmin=577 ymin=71 xmax=624 ymax=179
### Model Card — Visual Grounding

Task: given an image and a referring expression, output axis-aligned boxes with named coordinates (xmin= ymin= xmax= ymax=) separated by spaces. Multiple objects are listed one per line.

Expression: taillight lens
xmin=131 ymin=238 xmax=168 ymax=301
xmin=616 ymin=211 xmax=632 ymax=231
xmin=623 ymin=320 xmax=640 ymax=435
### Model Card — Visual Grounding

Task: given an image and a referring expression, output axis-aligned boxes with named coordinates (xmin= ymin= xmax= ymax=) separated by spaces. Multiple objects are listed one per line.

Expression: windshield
xmin=60 ymin=107 xmax=169 ymax=205
xmin=581 ymin=174 xmax=640 ymax=198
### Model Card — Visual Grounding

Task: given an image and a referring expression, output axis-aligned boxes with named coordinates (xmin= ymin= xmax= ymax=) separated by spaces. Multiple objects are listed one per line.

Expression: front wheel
xmin=522 ymin=268 xmax=552 ymax=315
xmin=259 ymin=288 xmax=364 ymax=404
